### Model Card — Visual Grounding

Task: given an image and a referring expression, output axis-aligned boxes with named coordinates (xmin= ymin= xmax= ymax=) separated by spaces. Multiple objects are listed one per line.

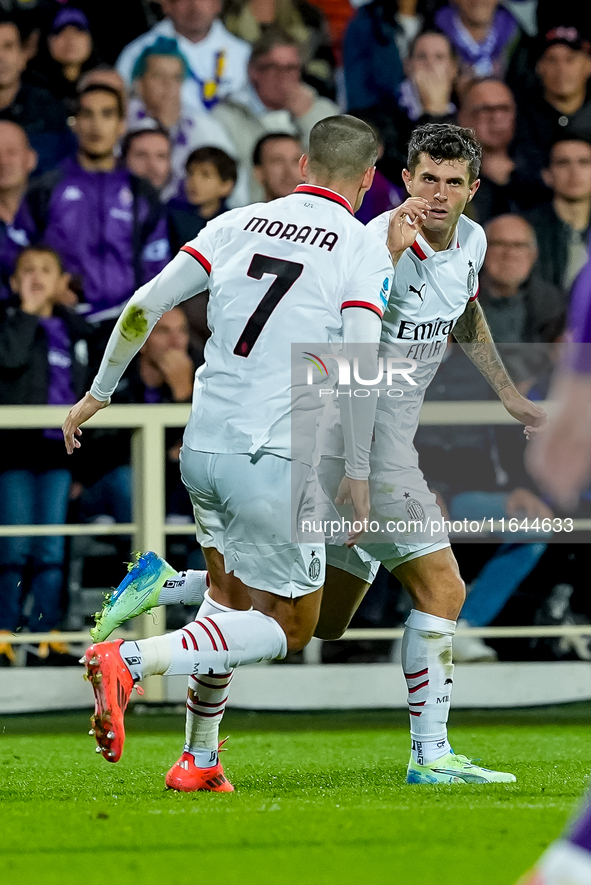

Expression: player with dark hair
xmin=317 ymin=122 xmax=545 ymax=784
xmin=89 ymin=123 xmax=545 ymax=789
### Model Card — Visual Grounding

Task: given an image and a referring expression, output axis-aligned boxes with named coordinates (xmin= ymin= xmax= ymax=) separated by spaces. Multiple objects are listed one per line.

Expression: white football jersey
xmin=182 ymin=185 xmax=393 ymax=458
xmin=366 ymin=211 xmax=487 ymax=457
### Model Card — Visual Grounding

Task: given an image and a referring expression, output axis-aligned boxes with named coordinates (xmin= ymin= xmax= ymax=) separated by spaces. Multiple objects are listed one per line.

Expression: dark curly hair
xmin=407 ymin=123 xmax=482 ymax=182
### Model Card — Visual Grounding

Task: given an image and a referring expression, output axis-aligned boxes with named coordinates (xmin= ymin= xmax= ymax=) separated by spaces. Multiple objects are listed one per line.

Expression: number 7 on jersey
xmin=234 ymin=254 xmax=304 ymax=357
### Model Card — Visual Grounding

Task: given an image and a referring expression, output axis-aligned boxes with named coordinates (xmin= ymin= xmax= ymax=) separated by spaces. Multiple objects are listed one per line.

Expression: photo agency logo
xmin=303 ymin=351 xmax=418 ymax=397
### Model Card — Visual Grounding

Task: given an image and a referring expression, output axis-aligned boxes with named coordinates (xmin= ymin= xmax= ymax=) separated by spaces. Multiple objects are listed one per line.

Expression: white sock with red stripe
xmin=122 ymin=608 xmax=287 ymax=680
xmin=402 ymin=609 xmax=456 ymax=766
xmin=157 ymin=570 xmax=208 ymax=605
xmin=184 ymin=591 xmax=237 ymax=767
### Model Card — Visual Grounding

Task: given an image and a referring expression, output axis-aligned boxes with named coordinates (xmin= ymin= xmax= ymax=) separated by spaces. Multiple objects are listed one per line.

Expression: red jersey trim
xmin=293 ymin=184 xmax=354 ymax=215
xmin=341 ymin=300 xmax=383 ymax=318
xmin=469 ymin=285 xmax=480 ymax=302
xmin=181 ymin=245 xmax=211 ymax=274
xmin=411 ymin=240 xmax=428 ymax=260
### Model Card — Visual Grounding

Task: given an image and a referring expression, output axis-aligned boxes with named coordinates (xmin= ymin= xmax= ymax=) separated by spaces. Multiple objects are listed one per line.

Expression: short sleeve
xmin=341 ymin=235 xmax=393 ymax=318
xmin=180 ymin=218 xmax=221 ymax=275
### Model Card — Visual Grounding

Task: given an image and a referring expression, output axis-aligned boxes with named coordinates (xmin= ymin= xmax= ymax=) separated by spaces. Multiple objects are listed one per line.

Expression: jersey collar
xmin=411 ymin=227 xmax=460 ymax=260
xmin=292 ymin=184 xmax=354 ymax=215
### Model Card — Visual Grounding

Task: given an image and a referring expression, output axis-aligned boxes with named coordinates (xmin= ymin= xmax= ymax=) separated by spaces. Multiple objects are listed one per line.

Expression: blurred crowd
xmin=1 ymin=0 xmax=591 ymax=665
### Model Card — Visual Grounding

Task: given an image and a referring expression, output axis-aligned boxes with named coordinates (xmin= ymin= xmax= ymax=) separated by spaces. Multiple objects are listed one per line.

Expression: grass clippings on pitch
xmin=1 ymin=706 xmax=589 ymax=885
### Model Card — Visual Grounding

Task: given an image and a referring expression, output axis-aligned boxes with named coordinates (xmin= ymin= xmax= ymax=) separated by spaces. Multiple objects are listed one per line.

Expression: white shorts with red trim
xmin=179 ymin=447 xmax=325 ymax=598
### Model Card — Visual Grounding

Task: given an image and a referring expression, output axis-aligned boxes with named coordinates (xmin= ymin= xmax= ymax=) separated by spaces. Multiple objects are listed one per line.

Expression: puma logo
xmin=409 ymin=283 xmax=426 ymax=301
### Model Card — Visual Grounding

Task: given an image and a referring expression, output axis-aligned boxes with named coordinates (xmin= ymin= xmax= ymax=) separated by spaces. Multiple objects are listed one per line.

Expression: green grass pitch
xmin=1 ymin=705 xmax=590 ymax=885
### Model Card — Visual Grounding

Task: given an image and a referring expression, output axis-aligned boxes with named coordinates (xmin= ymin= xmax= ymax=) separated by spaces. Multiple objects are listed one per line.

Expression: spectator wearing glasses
xmin=211 ymin=27 xmax=337 ymax=203
xmin=222 ymin=0 xmax=336 ymax=98
xmin=480 ymin=214 xmax=567 ymax=347
xmin=458 ymin=77 xmax=546 ymax=224
xmin=116 ymin=0 xmax=251 ymax=112
xmin=527 ymin=138 xmax=591 ymax=292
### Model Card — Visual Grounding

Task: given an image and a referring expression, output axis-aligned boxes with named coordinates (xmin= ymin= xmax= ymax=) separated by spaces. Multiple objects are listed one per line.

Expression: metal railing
xmin=1 ymin=402 xmax=590 ymax=695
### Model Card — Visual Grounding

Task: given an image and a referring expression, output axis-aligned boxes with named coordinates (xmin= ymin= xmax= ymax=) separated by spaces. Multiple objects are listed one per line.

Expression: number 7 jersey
xmin=181 ymin=185 xmax=392 ymax=459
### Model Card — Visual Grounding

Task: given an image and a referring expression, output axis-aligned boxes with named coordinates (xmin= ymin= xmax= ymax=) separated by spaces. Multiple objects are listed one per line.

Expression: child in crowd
xmin=167 ymin=147 xmax=238 ymax=254
xmin=0 ymin=246 xmax=91 ymax=666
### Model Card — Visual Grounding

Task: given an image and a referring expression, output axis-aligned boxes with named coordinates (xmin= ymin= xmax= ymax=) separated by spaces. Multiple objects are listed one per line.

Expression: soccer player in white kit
xmin=316 ymin=123 xmax=547 ymax=784
xmin=62 ymin=115 xmax=394 ymax=779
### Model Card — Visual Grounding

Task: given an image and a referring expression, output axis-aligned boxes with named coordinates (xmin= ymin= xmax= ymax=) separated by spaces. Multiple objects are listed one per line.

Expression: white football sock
xmin=157 ymin=569 xmax=208 ymax=606
xmin=401 ymin=608 xmax=456 ymax=766
xmin=184 ymin=590 xmax=238 ymax=765
xmin=121 ymin=608 xmax=287 ymax=680
xmin=120 ymin=637 xmax=170 ymax=682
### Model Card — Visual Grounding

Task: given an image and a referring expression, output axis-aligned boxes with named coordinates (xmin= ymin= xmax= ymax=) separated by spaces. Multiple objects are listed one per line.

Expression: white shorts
xmin=326 ymin=538 xmax=451 ymax=582
xmin=180 ymin=447 xmax=325 ymax=598
xmin=319 ymin=431 xmax=450 ymax=581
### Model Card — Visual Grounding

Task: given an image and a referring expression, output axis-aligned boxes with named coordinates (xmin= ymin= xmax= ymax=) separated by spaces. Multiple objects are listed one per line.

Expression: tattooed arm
xmin=453 ymin=299 xmax=547 ymax=433
xmin=453 ymin=299 xmax=515 ymax=395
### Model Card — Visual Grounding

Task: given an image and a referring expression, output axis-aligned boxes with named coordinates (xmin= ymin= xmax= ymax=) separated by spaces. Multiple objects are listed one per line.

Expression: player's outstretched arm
xmin=453 ymin=299 xmax=547 ymax=436
xmin=62 ymin=249 xmax=210 ymax=453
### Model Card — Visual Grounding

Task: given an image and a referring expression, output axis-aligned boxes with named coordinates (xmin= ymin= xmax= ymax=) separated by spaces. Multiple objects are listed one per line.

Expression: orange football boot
xmin=165 ymin=744 xmax=234 ymax=793
xmin=84 ymin=639 xmax=143 ymax=763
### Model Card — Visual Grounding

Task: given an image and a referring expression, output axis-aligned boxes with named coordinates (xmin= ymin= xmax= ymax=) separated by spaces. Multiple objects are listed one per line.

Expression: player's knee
xmin=313 ymin=618 xmax=347 ymax=641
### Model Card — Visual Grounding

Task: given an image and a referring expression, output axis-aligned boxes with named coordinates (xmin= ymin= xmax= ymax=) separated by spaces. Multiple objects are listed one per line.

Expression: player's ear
xmin=299 ymin=154 xmax=309 ymax=181
xmin=362 ymin=165 xmax=376 ymax=191
xmin=402 ymin=168 xmax=412 ymax=193
xmin=467 ymin=178 xmax=480 ymax=201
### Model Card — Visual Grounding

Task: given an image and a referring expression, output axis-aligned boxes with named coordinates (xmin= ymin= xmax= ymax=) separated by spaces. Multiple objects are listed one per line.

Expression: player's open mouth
xmin=429 ymin=208 xmax=447 ymax=218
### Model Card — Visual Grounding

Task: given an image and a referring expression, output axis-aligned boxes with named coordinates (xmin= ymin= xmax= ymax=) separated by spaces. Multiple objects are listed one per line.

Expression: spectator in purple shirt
xmin=434 ymin=0 xmax=523 ymax=89
xmin=24 ymin=84 xmax=170 ymax=340
xmin=0 ymin=245 xmax=91 ymax=665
